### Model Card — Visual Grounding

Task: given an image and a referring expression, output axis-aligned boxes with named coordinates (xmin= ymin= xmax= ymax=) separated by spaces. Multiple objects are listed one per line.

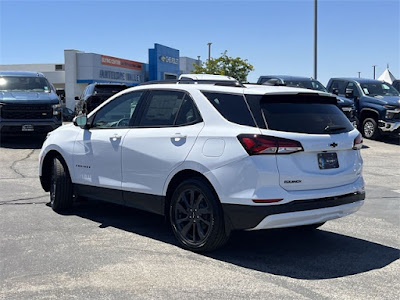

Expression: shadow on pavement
xmin=0 ymin=136 xmax=45 ymax=149
xmin=61 ymin=199 xmax=400 ymax=280
xmin=379 ymin=135 xmax=400 ymax=146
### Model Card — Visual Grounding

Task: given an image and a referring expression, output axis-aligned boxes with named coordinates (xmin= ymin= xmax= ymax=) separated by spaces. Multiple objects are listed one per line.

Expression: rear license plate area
xmin=318 ymin=152 xmax=339 ymax=169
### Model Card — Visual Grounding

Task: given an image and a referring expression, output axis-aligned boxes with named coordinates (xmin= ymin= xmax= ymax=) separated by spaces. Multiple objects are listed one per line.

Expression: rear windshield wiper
xmin=324 ymin=125 xmax=347 ymax=132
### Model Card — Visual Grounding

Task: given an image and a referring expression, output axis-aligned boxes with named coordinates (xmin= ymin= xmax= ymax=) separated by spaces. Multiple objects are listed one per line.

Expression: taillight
xmin=238 ymin=134 xmax=303 ymax=155
xmin=353 ymin=133 xmax=363 ymax=150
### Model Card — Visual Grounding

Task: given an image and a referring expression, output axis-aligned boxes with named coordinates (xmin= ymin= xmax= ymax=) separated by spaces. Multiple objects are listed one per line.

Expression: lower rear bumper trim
xmin=222 ymin=191 xmax=365 ymax=230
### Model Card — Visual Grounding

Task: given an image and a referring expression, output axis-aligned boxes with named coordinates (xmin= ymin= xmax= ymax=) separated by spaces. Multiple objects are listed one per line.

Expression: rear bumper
xmin=222 ymin=191 xmax=365 ymax=230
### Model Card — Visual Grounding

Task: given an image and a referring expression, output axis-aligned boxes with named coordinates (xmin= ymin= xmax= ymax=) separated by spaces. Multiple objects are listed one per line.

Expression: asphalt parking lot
xmin=0 ymin=134 xmax=399 ymax=299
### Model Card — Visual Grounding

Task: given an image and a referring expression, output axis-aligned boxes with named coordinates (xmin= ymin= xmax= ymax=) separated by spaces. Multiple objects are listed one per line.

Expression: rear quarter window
xmin=201 ymin=91 xmax=256 ymax=127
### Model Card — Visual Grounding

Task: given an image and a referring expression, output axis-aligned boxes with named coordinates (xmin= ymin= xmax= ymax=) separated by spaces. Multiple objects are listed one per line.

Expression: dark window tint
xmin=346 ymin=82 xmax=360 ymax=97
xmin=261 ymin=102 xmax=353 ymax=134
xmin=201 ymin=92 xmax=256 ymax=127
xmin=139 ymin=90 xmax=185 ymax=126
xmin=92 ymin=91 xmax=143 ymax=128
xmin=175 ymin=95 xmax=201 ymax=125
xmin=285 ymin=80 xmax=327 ymax=92
xmin=393 ymin=80 xmax=400 ymax=92
xmin=328 ymin=80 xmax=346 ymax=94
xmin=94 ymin=85 xmax=127 ymax=95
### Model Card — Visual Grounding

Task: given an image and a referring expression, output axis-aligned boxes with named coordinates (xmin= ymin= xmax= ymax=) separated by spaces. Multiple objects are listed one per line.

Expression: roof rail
xmin=138 ymin=79 xmax=245 ymax=87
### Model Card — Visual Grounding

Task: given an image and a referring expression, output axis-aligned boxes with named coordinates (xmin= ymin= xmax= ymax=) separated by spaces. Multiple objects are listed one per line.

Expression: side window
xmin=346 ymin=82 xmax=360 ymax=97
xmin=139 ymin=90 xmax=185 ymax=127
xmin=92 ymin=91 xmax=143 ymax=129
xmin=175 ymin=95 xmax=201 ymax=125
xmin=202 ymin=91 xmax=256 ymax=127
xmin=330 ymin=80 xmax=346 ymax=94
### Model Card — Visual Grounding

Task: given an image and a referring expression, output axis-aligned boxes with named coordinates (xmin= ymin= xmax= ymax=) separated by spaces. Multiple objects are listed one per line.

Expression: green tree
xmin=192 ymin=51 xmax=254 ymax=82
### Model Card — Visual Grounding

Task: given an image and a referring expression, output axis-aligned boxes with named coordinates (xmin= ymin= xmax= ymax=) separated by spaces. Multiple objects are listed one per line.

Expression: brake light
xmin=238 ymin=134 xmax=303 ymax=155
xmin=353 ymin=133 xmax=363 ymax=150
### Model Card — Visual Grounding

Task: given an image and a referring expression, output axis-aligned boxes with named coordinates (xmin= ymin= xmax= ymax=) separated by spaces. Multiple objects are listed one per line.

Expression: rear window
xmin=201 ymin=91 xmax=256 ymax=127
xmin=285 ymin=80 xmax=328 ymax=92
xmin=261 ymin=102 xmax=353 ymax=134
xmin=94 ymin=85 xmax=127 ymax=95
xmin=244 ymin=94 xmax=353 ymax=134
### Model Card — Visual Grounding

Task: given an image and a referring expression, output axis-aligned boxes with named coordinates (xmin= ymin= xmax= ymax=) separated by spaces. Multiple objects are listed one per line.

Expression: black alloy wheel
xmin=170 ymin=178 xmax=229 ymax=252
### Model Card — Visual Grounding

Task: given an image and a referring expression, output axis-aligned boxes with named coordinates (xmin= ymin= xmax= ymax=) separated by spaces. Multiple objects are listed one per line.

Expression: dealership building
xmin=0 ymin=43 xmax=200 ymax=110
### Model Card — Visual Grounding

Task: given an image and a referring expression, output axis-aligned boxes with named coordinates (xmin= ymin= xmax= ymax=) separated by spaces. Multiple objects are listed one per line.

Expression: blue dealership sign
xmin=149 ymin=44 xmax=180 ymax=81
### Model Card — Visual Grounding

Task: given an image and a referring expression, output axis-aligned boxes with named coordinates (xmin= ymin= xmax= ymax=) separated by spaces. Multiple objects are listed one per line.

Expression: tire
xmin=50 ymin=156 xmax=73 ymax=212
xmin=362 ymin=118 xmax=381 ymax=140
xmin=169 ymin=178 xmax=229 ymax=252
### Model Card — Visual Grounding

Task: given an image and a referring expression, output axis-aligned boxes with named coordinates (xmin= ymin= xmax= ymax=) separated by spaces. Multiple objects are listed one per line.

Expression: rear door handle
xmin=173 ymin=133 xmax=187 ymax=141
xmin=111 ymin=134 xmax=122 ymax=142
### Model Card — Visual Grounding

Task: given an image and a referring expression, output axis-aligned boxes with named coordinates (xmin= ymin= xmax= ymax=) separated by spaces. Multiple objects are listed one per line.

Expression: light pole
xmin=207 ymin=42 xmax=212 ymax=61
xmin=313 ymin=0 xmax=317 ymax=79
xmin=372 ymin=65 xmax=377 ymax=79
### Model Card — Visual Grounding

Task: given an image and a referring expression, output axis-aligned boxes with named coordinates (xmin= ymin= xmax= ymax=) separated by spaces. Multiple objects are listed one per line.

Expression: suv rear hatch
xmin=245 ymin=93 xmax=362 ymax=191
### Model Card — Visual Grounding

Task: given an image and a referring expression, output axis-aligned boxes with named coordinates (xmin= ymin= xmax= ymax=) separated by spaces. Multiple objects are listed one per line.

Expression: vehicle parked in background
xmin=39 ymin=77 xmax=365 ymax=252
xmin=257 ymin=75 xmax=357 ymax=126
xmin=258 ymin=75 xmax=327 ymax=91
xmin=392 ymin=79 xmax=400 ymax=92
xmin=56 ymin=106 xmax=74 ymax=122
xmin=327 ymin=78 xmax=400 ymax=139
xmin=0 ymin=71 xmax=61 ymax=137
xmin=74 ymin=83 xmax=128 ymax=115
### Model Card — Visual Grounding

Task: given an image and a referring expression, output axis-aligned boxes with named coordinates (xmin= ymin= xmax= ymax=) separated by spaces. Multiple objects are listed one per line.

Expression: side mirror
xmin=73 ymin=114 xmax=88 ymax=129
xmin=345 ymin=88 xmax=354 ymax=98
xmin=74 ymin=96 xmax=80 ymax=100
xmin=332 ymin=88 xmax=339 ymax=95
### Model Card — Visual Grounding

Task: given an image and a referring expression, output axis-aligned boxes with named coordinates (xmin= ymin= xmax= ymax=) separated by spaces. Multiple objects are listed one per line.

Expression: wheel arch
xmin=164 ymin=169 xmax=220 ymax=219
xmin=359 ymin=108 xmax=379 ymax=123
xmin=40 ymin=150 xmax=71 ymax=192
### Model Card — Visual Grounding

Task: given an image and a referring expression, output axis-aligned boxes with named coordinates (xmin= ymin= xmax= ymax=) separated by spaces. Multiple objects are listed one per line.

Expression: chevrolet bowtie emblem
xmin=330 ymin=142 xmax=338 ymax=148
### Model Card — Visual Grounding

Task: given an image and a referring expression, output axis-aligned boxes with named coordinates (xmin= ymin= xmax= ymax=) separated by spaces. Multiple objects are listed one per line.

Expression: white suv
xmin=39 ymin=79 xmax=365 ymax=252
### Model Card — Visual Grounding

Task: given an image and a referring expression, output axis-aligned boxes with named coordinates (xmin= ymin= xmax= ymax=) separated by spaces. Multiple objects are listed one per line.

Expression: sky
xmin=0 ymin=0 xmax=399 ymax=86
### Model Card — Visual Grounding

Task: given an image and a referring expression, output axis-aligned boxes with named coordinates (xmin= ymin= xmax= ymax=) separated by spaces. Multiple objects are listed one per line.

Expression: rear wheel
xmin=362 ymin=118 xmax=381 ymax=140
xmin=50 ymin=156 xmax=73 ymax=212
xmin=170 ymin=178 xmax=229 ymax=252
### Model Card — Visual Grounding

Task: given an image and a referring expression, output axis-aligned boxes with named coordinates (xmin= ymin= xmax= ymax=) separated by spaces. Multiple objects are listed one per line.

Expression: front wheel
xmin=50 ymin=156 xmax=73 ymax=212
xmin=362 ymin=118 xmax=381 ymax=140
xmin=169 ymin=178 xmax=229 ymax=252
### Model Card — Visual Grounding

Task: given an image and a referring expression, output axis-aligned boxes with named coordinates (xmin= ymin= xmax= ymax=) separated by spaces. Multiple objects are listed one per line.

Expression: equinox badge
xmin=284 ymin=180 xmax=302 ymax=184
